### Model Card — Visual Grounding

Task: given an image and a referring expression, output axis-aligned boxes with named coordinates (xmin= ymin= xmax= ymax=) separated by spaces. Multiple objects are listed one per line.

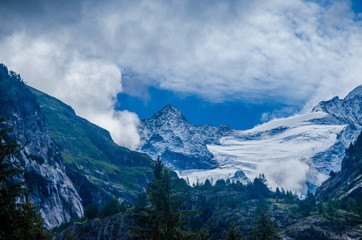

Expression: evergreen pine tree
xmin=0 ymin=117 xmax=49 ymax=240
xmin=131 ymin=157 xmax=204 ymax=240
xmin=84 ymin=204 xmax=98 ymax=219
xmin=275 ymin=187 xmax=281 ymax=199
xmin=251 ymin=202 xmax=280 ymax=240
xmin=223 ymin=223 xmax=244 ymax=240
xmin=298 ymin=191 xmax=316 ymax=217
xmin=134 ymin=192 xmax=148 ymax=213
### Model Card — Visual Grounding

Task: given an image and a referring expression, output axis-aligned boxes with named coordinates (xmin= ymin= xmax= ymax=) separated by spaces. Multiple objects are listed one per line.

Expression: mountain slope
xmin=315 ymin=130 xmax=362 ymax=200
xmin=0 ymin=64 xmax=83 ymax=228
xmin=138 ymin=104 xmax=232 ymax=170
xmin=139 ymin=86 xmax=362 ymax=194
xmin=31 ymin=88 xmax=154 ymax=207
xmin=1 ymin=63 xmax=156 ymax=228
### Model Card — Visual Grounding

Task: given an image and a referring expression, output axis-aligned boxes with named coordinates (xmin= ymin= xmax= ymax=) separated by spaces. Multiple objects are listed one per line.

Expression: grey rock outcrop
xmin=0 ymin=64 xmax=83 ymax=229
xmin=138 ymin=104 xmax=232 ymax=170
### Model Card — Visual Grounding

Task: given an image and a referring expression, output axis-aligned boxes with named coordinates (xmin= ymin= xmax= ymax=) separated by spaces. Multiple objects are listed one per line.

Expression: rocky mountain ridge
xmin=0 ymin=64 xmax=83 ymax=229
xmin=0 ymin=64 xmax=155 ymax=229
xmin=139 ymin=85 xmax=362 ymax=194
xmin=32 ymin=88 xmax=154 ymax=208
xmin=139 ymin=104 xmax=232 ymax=170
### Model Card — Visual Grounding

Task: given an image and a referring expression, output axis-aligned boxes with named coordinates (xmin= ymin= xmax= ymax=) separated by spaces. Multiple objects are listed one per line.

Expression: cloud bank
xmin=1 ymin=0 xmax=362 ymax=148
xmin=0 ymin=33 xmax=140 ymax=149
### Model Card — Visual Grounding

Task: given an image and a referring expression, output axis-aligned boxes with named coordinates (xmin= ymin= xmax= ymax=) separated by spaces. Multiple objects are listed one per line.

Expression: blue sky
xmin=1 ymin=0 xmax=362 ymax=148
xmin=349 ymin=0 xmax=362 ymax=12
xmin=116 ymin=85 xmax=297 ymax=130
xmin=114 ymin=0 xmax=362 ymax=130
xmin=116 ymin=0 xmax=362 ymax=129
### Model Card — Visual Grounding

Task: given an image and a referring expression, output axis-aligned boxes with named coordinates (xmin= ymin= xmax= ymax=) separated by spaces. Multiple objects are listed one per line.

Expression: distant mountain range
xmin=138 ymin=85 xmax=362 ymax=194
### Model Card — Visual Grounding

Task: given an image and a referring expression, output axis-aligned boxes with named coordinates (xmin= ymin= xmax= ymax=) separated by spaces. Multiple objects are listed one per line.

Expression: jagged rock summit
xmin=138 ymin=104 xmax=231 ymax=171
xmin=312 ymin=85 xmax=362 ymax=127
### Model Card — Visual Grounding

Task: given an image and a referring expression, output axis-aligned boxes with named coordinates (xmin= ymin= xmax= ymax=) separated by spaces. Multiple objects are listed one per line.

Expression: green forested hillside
xmin=54 ymin=172 xmax=362 ymax=240
xmin=30 ymin=88 xmax=154 ymax=206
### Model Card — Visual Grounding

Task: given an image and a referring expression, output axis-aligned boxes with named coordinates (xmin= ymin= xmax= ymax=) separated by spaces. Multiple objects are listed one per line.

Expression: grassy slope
xmin=30 ymin=87 xmax=154 ymax=203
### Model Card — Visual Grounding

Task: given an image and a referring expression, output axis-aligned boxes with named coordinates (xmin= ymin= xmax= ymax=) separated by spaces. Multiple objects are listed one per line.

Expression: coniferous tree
xmin=84 ymin=203 xmax=98 ymax=219
xmin=0 ymin=117 xmax=49 ymax=240
xmin=223 ymin=223 xmax=244 ymax=240
xmin=131 ymin=157 xmax=204 ymax=240
xmin=298 ymin=191 xmax=316 ymax=217
xmin=134 ymin=192 xmax=148 ymax=213
xmin=275 ymin=187 xmax=281 ymax=199
xmin=251 ymin=202 xmax=280 ymax=240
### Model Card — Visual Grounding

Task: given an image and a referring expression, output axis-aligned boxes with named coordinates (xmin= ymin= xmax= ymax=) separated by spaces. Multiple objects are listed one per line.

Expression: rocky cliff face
xmin=32 ymin=88 xmax=154 ymax=208
xmin=0 ymin=64 xmax=83 ymax=229
xmin=312 ymin=85 xmax=362 ymax=127
xmin=138 ymin=104 xmax=232 ymax=170
xmin=310 ymin=85 xmax=362 ymax=188
xmin=315 ymin=130 xmax=362 ymax=200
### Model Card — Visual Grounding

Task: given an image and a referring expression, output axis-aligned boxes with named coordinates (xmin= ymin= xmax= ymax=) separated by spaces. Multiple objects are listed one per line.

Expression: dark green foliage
xmin=251 ymin=202 xmax=280 ymax=240
xmin=323 ymin=197 xmax=362 ymax=216
xmin=214 ymin=179 xmax=227 ymax=191
xmin=305 ymin=225 xmax=328 ymax=240
xmin=52 ymin=170 xmax=362 ymax=240
xmin=99 ymin=199 xmax=127 ymax=218
xmin=275 ymin=187 xmax=281 ymax=199
xmin=223 ymin=223 xmax=244 ymax=240
xmin=0 ymin=64 xmax=37 ymax=108
xmin=298 ymin=191 xmax=316 ymax=217
xmin=341 ymin=197 xmax=362 ymax=215
xmin=324 ymin=200 xmax=337 ymax=219
xmin=132 ymin=157 xmax=203 ymax=240
xmin=248 ymin=174 xmax=272 ymax=199
xmin=0 ymin=117 xmax=49 ymax=240
xmin=134 ymin=192 xmax=148 ymax=213
xmin=51 ymin=217 xmax=84 ymax=235
xmin=85 ymin=204 xmax=98 ymax=219
xmin=329 ymin=170 xmax=337 ymax=177
xmin=198 ymin=179 xmax=212 ymax=190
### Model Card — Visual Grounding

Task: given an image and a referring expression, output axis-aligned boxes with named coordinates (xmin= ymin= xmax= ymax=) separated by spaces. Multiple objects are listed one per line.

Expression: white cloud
xmin=0 ymin=33 xmax=140 ymax=149
xmin=258 ymin=158 xmax=310 ymax=193
xmin=1 ymin=0 xmax=362 ymax=147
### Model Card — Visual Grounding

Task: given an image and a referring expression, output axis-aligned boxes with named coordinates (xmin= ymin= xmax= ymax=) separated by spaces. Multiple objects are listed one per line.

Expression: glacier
xmin=139 ymin=85 xmax=362 ymax=194
xmin=178 ymin=112 xmax=345 ymax=193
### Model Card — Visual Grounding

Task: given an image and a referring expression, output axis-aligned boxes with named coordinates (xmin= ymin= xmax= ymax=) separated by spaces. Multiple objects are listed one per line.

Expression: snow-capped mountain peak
xmin=345 ymin=85 xmax=362 ymax=100
xmin=150 ymin=104 xmax=187 ymax=122
xmin=139 ymin=85 xmax=362 ymax=195
xmin=138 ymin=104 xmax=224 ymax=171
xmin=312 ymin=84 xmax=362 ymax=127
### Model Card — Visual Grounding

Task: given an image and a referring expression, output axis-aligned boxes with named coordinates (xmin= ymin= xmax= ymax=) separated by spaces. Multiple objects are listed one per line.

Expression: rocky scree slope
xmin=0 ymin=64 xmax=83 ymax=229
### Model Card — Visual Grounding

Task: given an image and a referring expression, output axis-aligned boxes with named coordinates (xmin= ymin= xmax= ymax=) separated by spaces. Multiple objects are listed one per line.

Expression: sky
xmin=0 ymin=0 xmax=362 ymax=150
